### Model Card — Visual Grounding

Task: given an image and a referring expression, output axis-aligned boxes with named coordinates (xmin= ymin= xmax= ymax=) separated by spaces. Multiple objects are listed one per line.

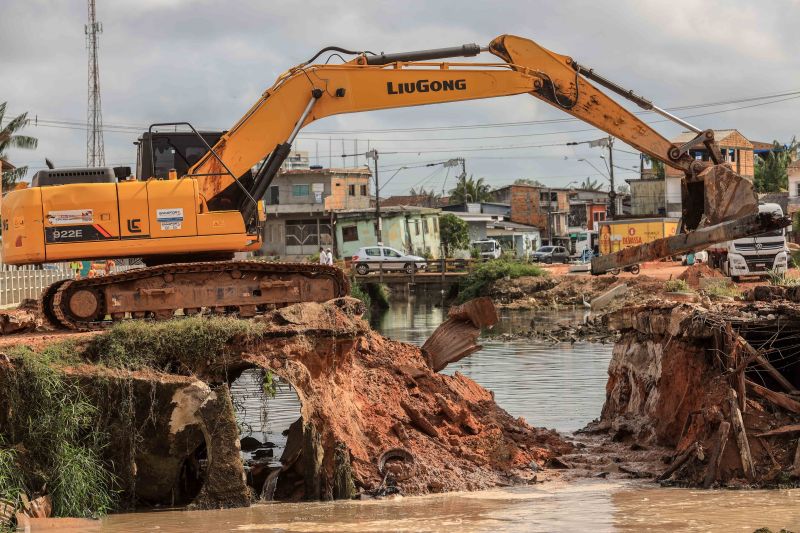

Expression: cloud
xmin=2 ymin=0 xmax=798 ymax=194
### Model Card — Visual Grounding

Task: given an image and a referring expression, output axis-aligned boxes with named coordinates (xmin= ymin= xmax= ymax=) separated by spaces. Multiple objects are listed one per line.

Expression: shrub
xmin=703 ymin=280 xmax=741 ymax=298
xmin=1 ymin=348 xmax=116 ymax=518
xmin=664 ymin=279 xmax=691 ymax=293
xmin=458 ymin=257 xmax=545 ymax=302
xmin=766 ymin=269 xmax=800 ymax=287
xmin=86 ymin=316 xmax=265 ymax=371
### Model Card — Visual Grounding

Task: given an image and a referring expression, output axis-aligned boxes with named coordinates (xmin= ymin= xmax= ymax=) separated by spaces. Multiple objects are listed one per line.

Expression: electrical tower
xmin=85 ymin=0 xmax=105 ymax=166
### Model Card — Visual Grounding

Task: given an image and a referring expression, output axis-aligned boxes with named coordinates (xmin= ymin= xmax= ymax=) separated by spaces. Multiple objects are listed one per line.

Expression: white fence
xmin=0 ymin=263 xmax=140 ymax=309
xmin=0 ymin=265 xmax=73 ymax=308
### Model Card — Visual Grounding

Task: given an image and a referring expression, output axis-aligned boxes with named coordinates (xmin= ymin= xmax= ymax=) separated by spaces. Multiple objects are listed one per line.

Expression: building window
xmin=593 ymin=211 xmax=606 ymax=223
xmin=268 ymin=186 xmax=279 ymax=205
xmin=293 ymin=184 xmax=309 ymax=197
xmin=434 ymin=217 xmax=439 ymax=234
xmin=360 ymin=184 xmax=368 ymax=196
xmin=795 ymin=182 xmax=800 ymax=197
xmin=423 ymin=219 xmax=429 ymax=234
xmin=414 ymin=220 xmax=420 ymax=235
xmin=348 ymin=184 xmax=356 ymax=196
xmin=285 ymin=219 xmax=331 ymax=247
xmin=342 ymin=225 xmax=359 ymax=242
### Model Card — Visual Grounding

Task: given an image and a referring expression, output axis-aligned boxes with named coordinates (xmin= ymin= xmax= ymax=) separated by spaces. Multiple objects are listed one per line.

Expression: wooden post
xmin=703 ymin=421 xmax=731 ymax=488
xmin=793 ymin=438 xmax=800 ymax=477
xmin=728 ymin=388 xmax=755 ymax=482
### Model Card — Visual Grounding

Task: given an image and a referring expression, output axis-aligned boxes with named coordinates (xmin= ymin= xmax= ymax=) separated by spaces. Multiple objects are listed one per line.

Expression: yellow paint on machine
xmin=598 ymin=218 xmax=679 ymax=255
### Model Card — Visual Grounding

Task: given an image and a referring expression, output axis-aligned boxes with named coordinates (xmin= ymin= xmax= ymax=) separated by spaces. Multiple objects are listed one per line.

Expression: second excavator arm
xmin=186 ymin=34 xmax=787 ymax=271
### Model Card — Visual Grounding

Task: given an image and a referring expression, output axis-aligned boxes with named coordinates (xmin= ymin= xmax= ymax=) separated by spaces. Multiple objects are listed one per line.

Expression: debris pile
xmin=677 ymin=263 xmax=724 ymax=289
xmin=0 ymin=296 xmax=572 ymax=518
xmin=593 ymin=299 xmax=800 ymax=487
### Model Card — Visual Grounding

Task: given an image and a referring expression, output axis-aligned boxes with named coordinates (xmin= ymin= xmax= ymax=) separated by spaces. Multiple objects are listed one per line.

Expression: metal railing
xmin=348 ymin=258 xmax=482 ymax=283
xmin=0 ymin=263 xmax=139 ymax=308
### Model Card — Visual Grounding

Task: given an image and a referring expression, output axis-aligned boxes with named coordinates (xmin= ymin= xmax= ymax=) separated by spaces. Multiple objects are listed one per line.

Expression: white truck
xmin=471 ymin=239 xmax=502 ymax=260
xmin=708 ymin=203 xmax=788 ymax=281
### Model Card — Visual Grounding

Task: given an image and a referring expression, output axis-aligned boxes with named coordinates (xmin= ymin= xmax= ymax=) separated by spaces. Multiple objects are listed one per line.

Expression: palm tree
xmin=408 ymin=186 xmax=442 ymax=207
xmin=579 ymin=176 xmax=602 ymax=191
xmin=449 ymin=175 xmax=492 ymax=204
xmin=1 ymin=102 xmax=38 ymax=190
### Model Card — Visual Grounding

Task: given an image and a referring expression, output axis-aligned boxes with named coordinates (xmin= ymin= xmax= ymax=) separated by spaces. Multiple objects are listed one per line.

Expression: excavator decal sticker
xmin=387 ymin=79 xmax=466 ymax=95
xmin=45 ymin=224 xmax=113 ymax=243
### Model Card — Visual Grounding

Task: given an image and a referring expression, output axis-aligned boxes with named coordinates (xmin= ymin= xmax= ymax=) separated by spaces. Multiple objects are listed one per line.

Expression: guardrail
xmin=348 ymin=258 xmax=483 ymax=284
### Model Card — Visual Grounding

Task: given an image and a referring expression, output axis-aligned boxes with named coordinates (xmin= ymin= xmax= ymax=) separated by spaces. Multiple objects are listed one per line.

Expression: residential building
xmin=667 ymin=129 xmax=755 ymax=181
xmin=281 ymin=150 xmax=311 ymax=170
xmin=567 ymin=189 xmax=608 ymax=231
xmin=508 ymin=185 xmax=570 ymax=245
xmin=626 ymin=177 xmax=666 ymax=216
xmin=335 ymin=206 xmax=441 ymax=259
xmin=439 ymin=201 xmax=539 ymax=257
xmin=261 ymin=167 xmax=372 ymax=259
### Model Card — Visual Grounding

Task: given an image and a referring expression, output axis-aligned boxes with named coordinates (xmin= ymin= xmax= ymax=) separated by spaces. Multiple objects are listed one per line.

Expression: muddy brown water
xmin=93 ymin=298 xmax=800 ymax=532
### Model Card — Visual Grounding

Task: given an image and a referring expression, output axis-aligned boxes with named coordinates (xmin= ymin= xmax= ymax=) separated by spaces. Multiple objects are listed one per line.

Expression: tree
xmin=642 ymin=155 xmax=665 ymax=179
xmin=754 ymin=138 xmax=798 ymax=193
xmin=439 ymin=213 xmax=469 ymax=257
xmin=448 ymin=175 xmax=492 ymax=204
xmin=408 ymin=186 xmax=441 ymax=207
xmin=513 ymin=178 xmax=545 ymax=187
xmin=579 ymin=176 xmax=602 ymax=191
xmin=0 ymin=102 xmax=38 ymax=191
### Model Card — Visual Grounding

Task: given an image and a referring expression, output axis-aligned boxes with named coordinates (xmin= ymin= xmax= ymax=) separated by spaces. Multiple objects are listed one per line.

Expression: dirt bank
xmin=0 ymin=297 xmax=572 ymax=525
xmin=587 ymin=300 xmax=800 ymax=487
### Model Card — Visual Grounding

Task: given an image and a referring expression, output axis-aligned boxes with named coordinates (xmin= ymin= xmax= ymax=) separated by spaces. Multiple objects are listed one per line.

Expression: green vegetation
xmin=439 ymin=213 xmax=470 ymax=256
xmin=754 ymin=137 xmax=798 ymax=193
xmin=664 ymin=279 xmax=692 ymax=293
xmin=86 ymin=316 xmax=266 ymax=371
xmin=262 ymin=369 xmax=278 ymax=398
xmin=448 ymin=175 xmax=492 ymax=204
xmin=1 ymin=348 xmax=116 ymax=518
xmin=350 ymin=281 xmax=372 ymax=310
xmin=703 ymin=280 xmax=741 ymax=298
xmin=790 ymin=247 xmax=800 ymax=269
xmin=458 ymin=257 xmax=545 ymax=302
xmin=766 ymin=269 xmax=800 ymax=287
xmin=0 ymin=102 xmax=38 ymax=191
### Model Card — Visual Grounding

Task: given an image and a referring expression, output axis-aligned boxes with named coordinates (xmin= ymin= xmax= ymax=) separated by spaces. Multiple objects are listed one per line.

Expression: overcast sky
xmin=3 ymin=0 xmax=799 ymax=196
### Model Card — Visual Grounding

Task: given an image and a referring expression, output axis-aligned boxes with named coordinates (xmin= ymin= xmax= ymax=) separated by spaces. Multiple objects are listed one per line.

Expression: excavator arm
xmin=187 ymin=34 xmax=783 ymax=272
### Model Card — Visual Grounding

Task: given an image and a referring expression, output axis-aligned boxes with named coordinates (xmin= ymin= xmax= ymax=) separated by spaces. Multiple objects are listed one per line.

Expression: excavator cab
xmin=135 ymin=131 xmax=223 ymax=180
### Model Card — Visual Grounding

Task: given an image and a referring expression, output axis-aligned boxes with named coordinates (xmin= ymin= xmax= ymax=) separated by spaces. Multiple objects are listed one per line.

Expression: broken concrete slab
xmin=590 ymin=283 xmax=628 ymax=311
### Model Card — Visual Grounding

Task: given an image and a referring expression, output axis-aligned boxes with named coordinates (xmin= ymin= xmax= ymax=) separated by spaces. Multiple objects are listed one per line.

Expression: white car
xmin=352 ymin=246 xmax=427 ymax=275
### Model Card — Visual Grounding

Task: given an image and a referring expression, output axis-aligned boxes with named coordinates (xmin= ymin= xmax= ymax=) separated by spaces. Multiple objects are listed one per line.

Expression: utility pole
xmin=607 ymin=136 xmax=616 ymax=219
xmin=85 ymin=0 xmax=105 ymax=167
xmin=367 ymin=149 xmax=382 ymax=244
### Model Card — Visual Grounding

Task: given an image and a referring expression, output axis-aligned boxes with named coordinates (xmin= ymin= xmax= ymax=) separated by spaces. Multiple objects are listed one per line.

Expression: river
xmin=95 ymin=297 xmax=800 ymax=532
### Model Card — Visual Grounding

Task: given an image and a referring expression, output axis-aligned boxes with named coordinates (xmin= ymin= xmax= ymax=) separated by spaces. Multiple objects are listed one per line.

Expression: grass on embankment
xmin=457 ymin=258 xmax=546 ymax=303
xmin=1 ymin=345 xmax=116 ymax=519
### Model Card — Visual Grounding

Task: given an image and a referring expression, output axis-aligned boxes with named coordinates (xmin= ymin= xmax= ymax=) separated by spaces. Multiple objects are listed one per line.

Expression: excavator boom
xmin=187 ymin=34 xmax=772 ymax=272
xmin=3 ymin=33 xmax=784 ymax=329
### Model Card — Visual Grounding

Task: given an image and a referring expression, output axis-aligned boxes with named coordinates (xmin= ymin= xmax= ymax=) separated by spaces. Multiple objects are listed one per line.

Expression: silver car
xmin=352 ymin=246 xmax=427 ymax=275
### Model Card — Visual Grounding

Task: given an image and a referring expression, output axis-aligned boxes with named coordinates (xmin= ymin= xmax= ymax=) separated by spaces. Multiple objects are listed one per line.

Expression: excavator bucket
xmin=692 ymin=164 xmax=759 ymax=227
xmin=591 ymin=164 xmax=788 ymax=274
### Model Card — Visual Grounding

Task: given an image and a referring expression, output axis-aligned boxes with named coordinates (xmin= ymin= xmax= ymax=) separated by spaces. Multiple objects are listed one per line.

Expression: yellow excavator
xmin=1 ymin=34 xmax=786 ymax=329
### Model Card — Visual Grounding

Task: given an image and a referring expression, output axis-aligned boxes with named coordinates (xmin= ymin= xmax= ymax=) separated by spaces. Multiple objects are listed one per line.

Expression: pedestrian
xmin=70 ymin=260 xmax=82 ymax=279
xmin=325 ymin=248 xmax=334 ymax=266
xmin=318 ymin=247 xmax=327 ymax=265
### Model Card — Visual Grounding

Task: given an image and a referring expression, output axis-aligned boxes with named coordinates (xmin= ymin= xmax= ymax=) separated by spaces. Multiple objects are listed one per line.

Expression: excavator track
xmin=41 ymin=261 xmax=349 ymax=331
